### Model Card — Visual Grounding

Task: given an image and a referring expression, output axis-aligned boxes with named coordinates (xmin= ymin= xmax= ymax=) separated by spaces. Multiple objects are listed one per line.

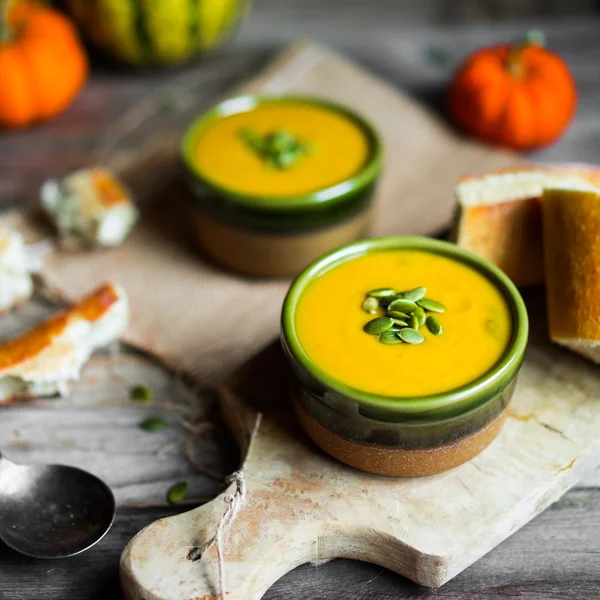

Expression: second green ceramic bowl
xmin=281 ymin=236 xmax=529 ymax=476
xmin=180 ymin=95 xmax=383 ymax=277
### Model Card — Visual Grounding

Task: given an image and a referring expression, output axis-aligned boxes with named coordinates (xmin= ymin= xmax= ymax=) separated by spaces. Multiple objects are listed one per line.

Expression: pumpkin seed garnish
xmin=139 ymin=417 xmax=166 ymax=432
xmin=413 ymin=306 xmax=426 ymax=328
xmin=380 ymin=294 xmax=401 ymax=307
xmin=167 ymin=480 xmax=189 ymax=504
xmin=367 ymin=288 xmax=396 ymax=298
xmin=364 ymin=317 xmax=394 ymax=335
xmin=417 ymin=298 xmax=446 ymax=313
xmin=379 ymin=330 xmax=403 ymax=345
xmin=131 ymin=384 xmax=152 ymax=402
xmin=401 ymin=286 xmax=426 ymax=302
xmin=362 ymin=297 xmax=379 ymax=314
xmin=387 ymin=310 xmax=409 ymax=319
xmin=426 ymin=315 xmax=443 ymax=335
xmin=408 ymin=313 xmax=419 ymax=330
xmin=391 ymin=318 xmax=408 ymax=327
xmin=361 ymin=285 xmax=445 ymax=347
xmin=239 ymin=128 xmax=311 ymax=170
xmin=398 ymin=328 xmax=425 ymax=344
xmin=387 ymin=298 xmax=417 ymax=313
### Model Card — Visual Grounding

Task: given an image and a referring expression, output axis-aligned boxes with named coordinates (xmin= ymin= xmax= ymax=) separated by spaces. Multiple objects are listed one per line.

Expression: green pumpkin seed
xmin=426 ymin=315 xmax=443 ymax=335
xmin=367 ymin=288 xmax=396 ymax=298
xmin=398 ymin=328 xmax=425 ymax=344
xmin=362 ymin=297 xmax=379 ymax=314
xmin=139 ymin=417 xmax=166 ymax=432
xmin=386 ymin=310 xmax=409 ymax=319
xmin=387 ymin=298 xmax=417 ymax=313
xmin=408 ymin=313 xmax=419 ymax=329
xmin=417 ymin=298 xmax=446 ymax=313
xmin=363 ymin=317 xmax=394 ymax=335
xmin=167 ymin=480 xmax=189 ymax=504
xmin=131 ymin=384 xmax=152 ymax=402
xmin=391 ymin=318 xmax=408 ymax=327
xmin=401 ymin=286 xmax=426 ymax=302
xmin=379 ymin=294 xmax=400 ymax=307
xmin=413 ymin=306 xmax=426 ymax=328
xmin=379 ymin=330 xmax=403 ymax=345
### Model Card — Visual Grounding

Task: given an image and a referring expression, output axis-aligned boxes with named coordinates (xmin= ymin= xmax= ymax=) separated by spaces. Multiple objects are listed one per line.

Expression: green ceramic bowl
xmin=281 ymin=236 xmax=529 ymax=477
xmin=180 ymin=95 xmax=383 ymax=277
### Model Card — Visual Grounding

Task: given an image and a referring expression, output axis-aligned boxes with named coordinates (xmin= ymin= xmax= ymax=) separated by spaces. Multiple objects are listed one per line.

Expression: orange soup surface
xmin=295 ymin=250 xmax=512 ymax=397
xmin=192 ymin=101 xmax=370 ymax=197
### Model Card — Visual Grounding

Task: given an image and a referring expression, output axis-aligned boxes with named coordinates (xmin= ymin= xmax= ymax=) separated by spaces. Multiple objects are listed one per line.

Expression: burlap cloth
xmin=7 ymin=41 xmax=520 ymax=384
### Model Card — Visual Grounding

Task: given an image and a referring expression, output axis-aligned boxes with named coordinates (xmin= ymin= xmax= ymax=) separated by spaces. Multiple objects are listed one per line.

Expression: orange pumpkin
xmin=447 ymin=34 xmax=577 ymax=150
xmin=0 ymin=0 xmax=88 ymax=128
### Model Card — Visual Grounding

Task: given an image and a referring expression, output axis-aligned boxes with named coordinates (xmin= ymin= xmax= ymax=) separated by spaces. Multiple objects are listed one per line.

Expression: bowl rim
xmin=180 ymin=94 xmax=384 ymax=212
xmin=281 ymin=236 xmax=529 ymax=416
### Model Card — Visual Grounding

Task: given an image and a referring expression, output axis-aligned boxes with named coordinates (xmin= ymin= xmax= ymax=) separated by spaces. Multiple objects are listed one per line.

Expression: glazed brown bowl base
xmin=294 ymin=399 xmax=508 ymax=477
xmin=191 ymin=208 xmax=371 ymax=278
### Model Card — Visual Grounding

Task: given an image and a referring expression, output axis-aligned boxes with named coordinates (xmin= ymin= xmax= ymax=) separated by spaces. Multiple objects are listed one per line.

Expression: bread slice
xmin=0 ymin=225 xmax=34 ymax=313
xmin=41 ymin=168 xmax=138 ymax=249
xmin=0 ymin=282 xmax=128 ymax=402
xmin=542 ymin=188 xmax=600 ymax=363
xmin=454 ymin=166 xmax=600 ymax=286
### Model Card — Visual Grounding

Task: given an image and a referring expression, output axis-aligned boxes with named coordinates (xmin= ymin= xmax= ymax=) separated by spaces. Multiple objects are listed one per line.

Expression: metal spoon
xmin=0 ymin=451 xmax=115 ymax=559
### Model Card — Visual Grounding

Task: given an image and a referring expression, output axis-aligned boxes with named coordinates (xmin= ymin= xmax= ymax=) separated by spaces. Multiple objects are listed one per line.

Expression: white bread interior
xmin=456 ymin=169 xmax=600 ymax=207
xmin=454 ymin=167 xmax=600 ymax=287
xmin=0 ymin=282 xmax=128 ymax=402
xmin=0 ymin=226 xmax=34 ymax=313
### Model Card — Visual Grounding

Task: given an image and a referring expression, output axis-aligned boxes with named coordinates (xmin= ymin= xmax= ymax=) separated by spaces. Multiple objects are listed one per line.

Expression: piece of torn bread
xmin=454 ymin=165 xmax=600 ymax=286
xmin=543 ymin=188 xmax=600 ymax=363
xmin=0 ymin=282 xmax=128 ymax=403
xmin=0 ymin=225 xmax=34 ymax=313
xmin=41 ymin=168 xmax=138 ymax=249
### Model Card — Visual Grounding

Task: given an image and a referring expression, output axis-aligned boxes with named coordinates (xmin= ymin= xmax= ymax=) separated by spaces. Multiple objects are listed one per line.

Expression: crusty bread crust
xmin=454 ymin=165 xmax=600 ymax=286
xmin=0 ymin=282 xmax=121 ymax=373
xmin=543 ymin=188 xmax=600 ymax=363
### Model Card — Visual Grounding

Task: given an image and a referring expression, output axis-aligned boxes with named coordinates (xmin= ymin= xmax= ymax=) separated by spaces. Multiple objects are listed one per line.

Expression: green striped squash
xmin=67 ymin=0 xmax=250 ymax=67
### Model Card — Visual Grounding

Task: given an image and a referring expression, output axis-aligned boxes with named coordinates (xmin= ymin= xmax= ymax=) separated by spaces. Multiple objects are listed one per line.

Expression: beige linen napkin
xmin=25 ymin=41 xmax=520 ymax=383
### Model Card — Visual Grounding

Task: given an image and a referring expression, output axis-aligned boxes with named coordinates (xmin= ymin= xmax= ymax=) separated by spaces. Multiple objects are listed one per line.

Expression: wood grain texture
xmin=2 ymin=4 xmax=600 ymax=599
xmin=120 ymin=294 xmax=600 ymax=597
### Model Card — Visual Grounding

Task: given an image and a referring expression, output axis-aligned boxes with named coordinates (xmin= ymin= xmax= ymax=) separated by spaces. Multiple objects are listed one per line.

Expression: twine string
xmin=187 ymin=412 xmax=263 ymax=600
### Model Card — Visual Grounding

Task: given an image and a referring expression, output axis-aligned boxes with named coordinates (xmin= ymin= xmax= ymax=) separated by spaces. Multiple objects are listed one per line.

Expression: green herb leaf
xmin=167 ymin=480 xmax=189 ymax=504
xmin=131 ymin=384 xmax=153 ymax=402
xmin=139 ymin=417 xmax=166 ymax=432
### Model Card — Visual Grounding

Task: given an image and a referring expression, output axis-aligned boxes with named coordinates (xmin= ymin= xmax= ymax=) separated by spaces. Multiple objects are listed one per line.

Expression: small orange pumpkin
xmin=0 ymin=0 xmax=88 ymax=128
xmin=447 ymin=33 xmax=577 ymax=150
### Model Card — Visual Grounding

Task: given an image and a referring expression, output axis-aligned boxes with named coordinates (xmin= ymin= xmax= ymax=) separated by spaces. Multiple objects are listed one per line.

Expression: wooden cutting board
xmin=120 ymin=290 xmax=600 ymax=598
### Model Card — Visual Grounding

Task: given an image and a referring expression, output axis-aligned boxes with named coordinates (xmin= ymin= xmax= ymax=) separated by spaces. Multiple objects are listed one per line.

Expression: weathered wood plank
xmin=2 ymin=5 xmax=600 ymax=600
xmin=2 ymin=489 xmax=600 ymax=600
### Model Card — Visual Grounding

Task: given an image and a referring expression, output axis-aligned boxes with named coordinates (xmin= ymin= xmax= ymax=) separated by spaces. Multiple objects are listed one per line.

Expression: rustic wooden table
xmin=2 ymin=4 xmax=600 ymax=599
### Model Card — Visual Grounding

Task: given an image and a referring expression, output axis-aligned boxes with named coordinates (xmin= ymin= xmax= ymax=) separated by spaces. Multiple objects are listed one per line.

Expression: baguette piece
xmin=454 ymin=166 xmax=600 ymax=286
xmin=0 ymin=226 xmax=34 ymax=313
xmin=542 ymin=188 xmax=600 ymax=363
xmin=41 ymin=168 xmax=138 ymax=249
xmin=0 ymin=282 xmax=128 ymax=402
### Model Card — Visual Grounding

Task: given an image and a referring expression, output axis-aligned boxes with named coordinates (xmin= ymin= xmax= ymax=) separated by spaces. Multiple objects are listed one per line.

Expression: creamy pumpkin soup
xmin=192 ymin=101 xmax=371 ymax=197
xmin=295 ymin=250 xmax=512 ymax=397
